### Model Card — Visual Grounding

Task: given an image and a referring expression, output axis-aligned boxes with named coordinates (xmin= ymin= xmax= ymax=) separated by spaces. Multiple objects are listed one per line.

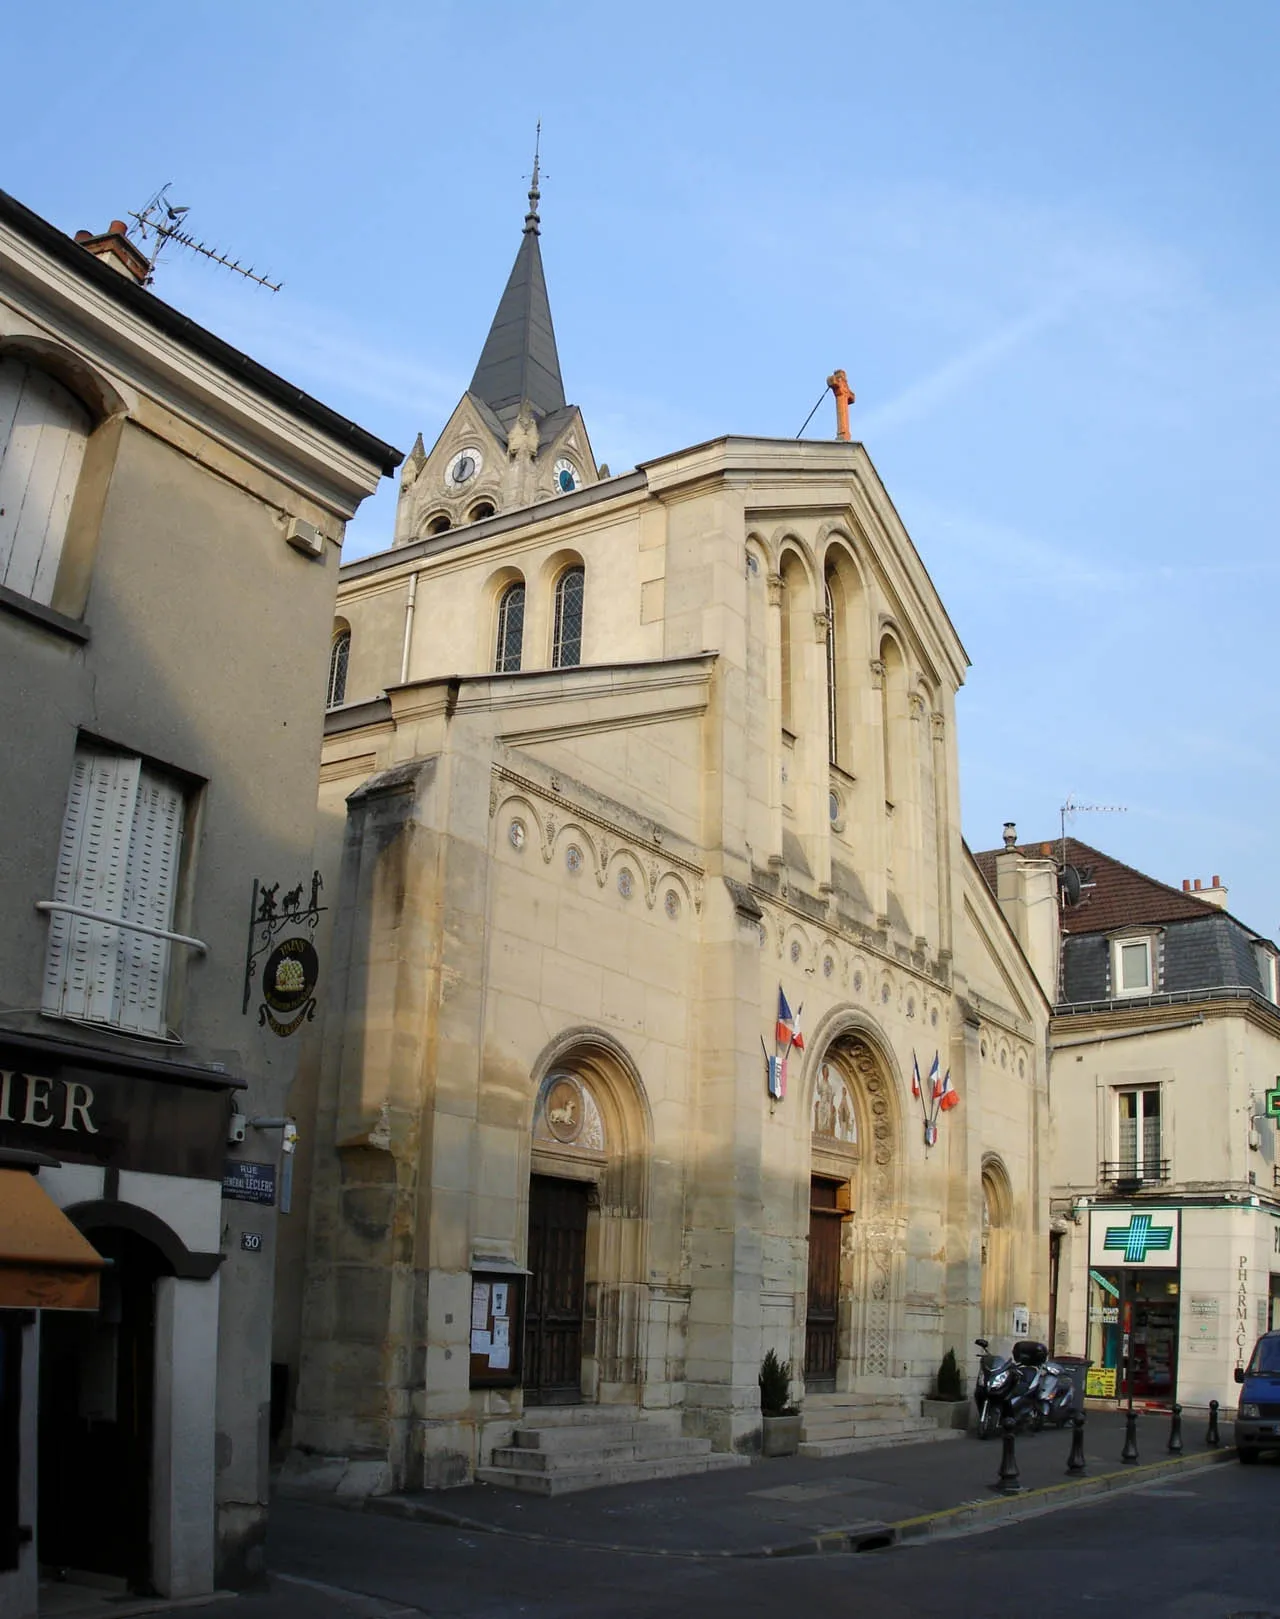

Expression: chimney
xmin=74 ymin=220 xmax=150 ymax=286
xmin=994 ymin=822 xmax=1059 ymax=1003
xmin=1182 ymin=880 xmax=1191 ymax=892
xmin=1200 ymin=875 xmax=1229 ymax=910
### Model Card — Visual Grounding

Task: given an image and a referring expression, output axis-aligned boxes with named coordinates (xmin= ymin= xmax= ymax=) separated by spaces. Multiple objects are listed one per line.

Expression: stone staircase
xmin=798 ymin=1392 xmax=962 ymax=1458
xmin=477 ymin=1405 xmax=749 ymax=1496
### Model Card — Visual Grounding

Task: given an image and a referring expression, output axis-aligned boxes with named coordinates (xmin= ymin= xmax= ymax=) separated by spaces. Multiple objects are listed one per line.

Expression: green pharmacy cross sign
xmin=1103 ymin=1213 xmax=1174 ymax=1264
xmin=1265 ymin=1082 xmax=1280 ymax=1119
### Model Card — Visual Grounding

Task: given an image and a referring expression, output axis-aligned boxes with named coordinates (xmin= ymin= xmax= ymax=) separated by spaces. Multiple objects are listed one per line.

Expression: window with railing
xmin=1108 ymin=1087 xmax=1165 ymax=1185
xmin=40 ymin=743 xmax=204 ymax=1037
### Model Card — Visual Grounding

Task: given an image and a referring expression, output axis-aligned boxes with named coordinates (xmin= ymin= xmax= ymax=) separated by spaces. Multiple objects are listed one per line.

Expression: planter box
xmin=761 ymin=1412 xmax=803 ymax=1457
xmin=922 ymin=1397 xmax=970 ymax=1430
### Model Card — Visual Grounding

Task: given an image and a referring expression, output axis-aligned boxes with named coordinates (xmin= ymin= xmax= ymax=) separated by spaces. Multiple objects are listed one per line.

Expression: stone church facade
xmin=276 ymin=175 xmax=1051 ymax=1492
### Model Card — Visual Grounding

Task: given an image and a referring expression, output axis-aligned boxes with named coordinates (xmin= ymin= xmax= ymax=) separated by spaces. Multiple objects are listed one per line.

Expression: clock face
xmin=448 ymin=448 xmax=482 ymax=486
xmin=553 ymin=457 xmax=578 ymax=493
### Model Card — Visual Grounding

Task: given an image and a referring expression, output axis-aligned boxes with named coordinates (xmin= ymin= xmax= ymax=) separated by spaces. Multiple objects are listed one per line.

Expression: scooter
xmin=1035 ymin=1356 xmax=1077 ymax=1428
xmin=973 ymin=1338 xmax=1049 ymax=1438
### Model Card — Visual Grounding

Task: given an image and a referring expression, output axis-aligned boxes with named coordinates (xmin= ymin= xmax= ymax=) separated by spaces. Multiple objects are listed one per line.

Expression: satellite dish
xmin=1059 ymin=865 xmax=1082 ymax=907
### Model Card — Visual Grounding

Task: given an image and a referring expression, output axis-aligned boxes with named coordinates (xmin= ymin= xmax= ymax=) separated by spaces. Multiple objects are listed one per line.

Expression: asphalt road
xmin=181 ymin=1462 xmax=1280 ymax=1619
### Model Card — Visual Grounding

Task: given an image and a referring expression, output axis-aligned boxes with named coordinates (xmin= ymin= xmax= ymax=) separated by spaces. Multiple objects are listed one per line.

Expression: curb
xmin=891 ymin=1445 xmax=1234 ymax=1544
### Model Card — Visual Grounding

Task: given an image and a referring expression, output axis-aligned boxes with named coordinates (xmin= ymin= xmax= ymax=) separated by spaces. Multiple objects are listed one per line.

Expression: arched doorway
xmin=805 ymin=1032 xmax=902 ymax=1390
xmin=980 ymin=1156 xmax=1014 ymax=1339
xmin=524 ymin=1037 xmax=650 ymax=1408
xmin=38 ymin=1225 xmax=164 ymax=1586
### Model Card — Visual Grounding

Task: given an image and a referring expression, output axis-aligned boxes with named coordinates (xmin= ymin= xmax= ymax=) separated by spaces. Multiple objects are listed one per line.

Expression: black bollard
xmin=993 ymin=1417 xmax=1022 ymax=1494
xmin=1066 ymin=1412 xmax=1087 ymax=1473
xmin=1207 ymin=1399 xmax=1221 ymax=1448
xmin=1121 ymin=1408 xmax=1140 ymax=1463
xmin=1168 ymin=1403 xmax=1183 ymax=1454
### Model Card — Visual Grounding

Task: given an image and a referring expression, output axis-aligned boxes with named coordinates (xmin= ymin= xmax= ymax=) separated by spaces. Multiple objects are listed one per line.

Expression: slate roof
xmin=972 ymin=837 xmax=1275 ymax=1005
xmin=469 ymin=217 xmax=566 ymax=431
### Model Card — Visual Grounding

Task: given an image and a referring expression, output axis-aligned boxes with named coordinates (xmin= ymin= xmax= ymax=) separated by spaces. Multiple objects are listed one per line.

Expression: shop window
xmin=1113 ymin=936 xmax=1153 ymax=997
xmin=41 ymin=742 xmax=200 ymax=1038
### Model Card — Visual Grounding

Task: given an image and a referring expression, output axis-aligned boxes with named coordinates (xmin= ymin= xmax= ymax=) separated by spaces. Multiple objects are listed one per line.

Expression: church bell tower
xmin=393 ymin=142 xmax=598 ymax=545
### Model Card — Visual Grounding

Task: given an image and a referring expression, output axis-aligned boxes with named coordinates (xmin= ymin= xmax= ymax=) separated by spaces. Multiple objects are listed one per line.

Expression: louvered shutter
xmin=0 ymin=358 xmax=90 ymax=604
xmin=117 ymin=769 xmax=184 ymax=1035
xmin=43 ymin=748 xmax=141 ymax=1023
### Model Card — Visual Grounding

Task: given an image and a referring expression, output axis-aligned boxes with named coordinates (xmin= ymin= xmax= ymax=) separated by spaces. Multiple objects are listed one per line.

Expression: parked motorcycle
xmin=1035 ymin=1355 xmax=1078 ymax=1428
xmin=973 ymin=1338 xmax=1052 ymax=1438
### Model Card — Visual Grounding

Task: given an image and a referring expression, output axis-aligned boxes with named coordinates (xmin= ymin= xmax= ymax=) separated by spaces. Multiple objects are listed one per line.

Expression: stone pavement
xmin=295 ymin=1405 xmax=1235 ymax=1557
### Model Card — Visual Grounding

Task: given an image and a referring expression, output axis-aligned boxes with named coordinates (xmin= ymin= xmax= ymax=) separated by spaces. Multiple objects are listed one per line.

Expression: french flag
xmin=928 ymin=1053 xmax=942 ymax=1098
xmin=776 ymin=989 xmax=805 ymax=1051
xmin=937 ymin=1070 xmax=959 ymax=1111
xmin=912 ymin=1054 xmax=922 ymax=1099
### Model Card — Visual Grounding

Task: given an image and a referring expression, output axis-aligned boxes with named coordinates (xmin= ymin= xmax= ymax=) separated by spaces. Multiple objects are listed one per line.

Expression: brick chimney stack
xmin=74 ymin=220 xmax=151 ymax=286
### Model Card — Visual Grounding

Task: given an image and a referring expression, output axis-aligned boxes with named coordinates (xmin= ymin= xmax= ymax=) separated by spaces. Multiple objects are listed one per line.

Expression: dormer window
xmin=1113 ymin=936 xmax=1154 ymax=998
xmin=1255 ymin=943 xmax=1279 ymax=1003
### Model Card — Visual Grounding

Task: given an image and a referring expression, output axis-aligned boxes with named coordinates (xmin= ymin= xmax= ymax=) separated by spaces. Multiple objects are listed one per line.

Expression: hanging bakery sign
xmin=242 ymin=870 xmax=326 ymax=1036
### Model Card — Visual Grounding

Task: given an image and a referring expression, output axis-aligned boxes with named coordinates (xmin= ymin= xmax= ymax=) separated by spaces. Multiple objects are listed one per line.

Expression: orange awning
xmin=0 ymin=1168 xmax=105 ymax=1310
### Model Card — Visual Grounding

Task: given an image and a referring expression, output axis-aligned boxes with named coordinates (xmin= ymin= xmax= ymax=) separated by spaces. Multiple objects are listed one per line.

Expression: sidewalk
xmin=323 ymin=1406 xmax=1235 ymax=1557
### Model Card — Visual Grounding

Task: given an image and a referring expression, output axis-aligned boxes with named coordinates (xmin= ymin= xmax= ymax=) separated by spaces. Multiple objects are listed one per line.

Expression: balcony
xmin=1098 ymin=1160 xmax=1170 ymax=1194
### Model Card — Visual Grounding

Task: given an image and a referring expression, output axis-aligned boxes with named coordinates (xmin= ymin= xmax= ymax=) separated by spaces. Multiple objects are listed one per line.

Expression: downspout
xmin=400 ymin=571 xmax=419 ymax=685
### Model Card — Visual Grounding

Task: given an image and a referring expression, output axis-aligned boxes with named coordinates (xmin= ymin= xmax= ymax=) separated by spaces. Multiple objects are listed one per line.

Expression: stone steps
xmin=798 ymin=1391 xmax=949 ymax=1459
xmin=479 ymin=1407 xmax=747 ymax=1496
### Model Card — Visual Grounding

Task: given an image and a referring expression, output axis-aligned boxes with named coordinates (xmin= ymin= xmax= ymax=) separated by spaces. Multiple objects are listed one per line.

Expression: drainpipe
xmin=400 ymin=571 xmax=419 ymax=685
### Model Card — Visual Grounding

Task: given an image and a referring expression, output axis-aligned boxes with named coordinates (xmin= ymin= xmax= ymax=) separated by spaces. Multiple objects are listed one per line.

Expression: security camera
xmin=228 ymin=1112 xmax=247 ymax=1145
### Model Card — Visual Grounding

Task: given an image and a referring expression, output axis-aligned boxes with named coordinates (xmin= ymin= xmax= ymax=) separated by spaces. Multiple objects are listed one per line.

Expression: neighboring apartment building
xmin=0 ymin=193 xmax=397 ymax=1615
xmin=274 ymin=176 xmax=1051 ymax=1498
xmin=980 ymin=832 xmax=1280 ymax=1410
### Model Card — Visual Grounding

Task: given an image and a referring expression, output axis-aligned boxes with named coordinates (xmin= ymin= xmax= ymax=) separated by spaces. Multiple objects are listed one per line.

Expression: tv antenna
xmin=127 ymin=184 xmax=282 ymax=293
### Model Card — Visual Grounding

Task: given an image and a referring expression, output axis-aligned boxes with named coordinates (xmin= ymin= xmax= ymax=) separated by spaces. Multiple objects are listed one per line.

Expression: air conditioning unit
xmin=285 ymin=517 xmax=323 ymax=558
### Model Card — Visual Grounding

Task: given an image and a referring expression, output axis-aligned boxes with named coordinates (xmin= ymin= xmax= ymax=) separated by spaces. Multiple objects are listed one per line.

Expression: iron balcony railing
xmin=1098 ymin=1160 xmax=1171 ymax=1190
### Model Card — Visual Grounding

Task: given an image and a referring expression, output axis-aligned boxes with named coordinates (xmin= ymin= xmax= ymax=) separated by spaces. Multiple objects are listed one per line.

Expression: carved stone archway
xmin=803 ymin=1024 xmax=904 ymax=1391
xmin=526 ymin=1029 xmax=652 ymax=1407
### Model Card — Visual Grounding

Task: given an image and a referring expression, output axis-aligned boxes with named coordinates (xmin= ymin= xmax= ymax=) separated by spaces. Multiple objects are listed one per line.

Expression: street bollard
xmin=1168 ymin=1403 xmax=1183 ymax=1454
xmin=1066 ymin=1412 xmax=1087 ymax=1473
xmin=993 ymin=1417 xmax=1022 ymax=1494
xmin=1121 ymin=1408 xmax=1139 ymax=1463
xmin=1207 ymin=1399 xmax=1221 ymax=1448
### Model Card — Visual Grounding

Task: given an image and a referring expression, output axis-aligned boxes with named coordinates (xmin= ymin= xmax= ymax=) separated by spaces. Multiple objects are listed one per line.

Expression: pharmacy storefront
xmin=1083 ymin=1203 xmax=1280 ymax=1409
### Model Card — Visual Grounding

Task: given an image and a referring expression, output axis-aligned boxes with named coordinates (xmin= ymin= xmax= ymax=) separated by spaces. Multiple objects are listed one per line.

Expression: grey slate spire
xmin=468 ymin=136 xmax=567 ymax=432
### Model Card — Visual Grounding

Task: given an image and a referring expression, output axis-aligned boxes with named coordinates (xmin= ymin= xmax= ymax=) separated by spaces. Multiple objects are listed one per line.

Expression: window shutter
xmin=43 ymin=749 xmax=141 ymax=1023
xmin=0 ymin=359 xmax=90 ymax=604
xmin=117 ymin=770 xmax=184 ymax=1035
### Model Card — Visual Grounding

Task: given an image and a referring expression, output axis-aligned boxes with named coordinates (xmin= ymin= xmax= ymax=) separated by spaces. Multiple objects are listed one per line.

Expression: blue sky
xmin=9 ymin=2 xmax=1280 ymax=936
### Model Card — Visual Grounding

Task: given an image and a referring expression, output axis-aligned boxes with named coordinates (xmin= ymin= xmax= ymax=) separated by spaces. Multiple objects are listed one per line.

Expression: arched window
xmin=0 ymin=355 xmax=92 ymax=605
xmin=468 ymin=500 xmax=496 ymax=522
xmin=326 ymin=625 xmax=351 ymax=709
xmin=426 ymin=513 xmax=451 ymax=536
xmin=824 ymin=572 xmax=838 ymax=765
xmin=494 ymin=582 xmax=525 ymax=673
xmin=552 ymin=566 xmax=584 ymax=669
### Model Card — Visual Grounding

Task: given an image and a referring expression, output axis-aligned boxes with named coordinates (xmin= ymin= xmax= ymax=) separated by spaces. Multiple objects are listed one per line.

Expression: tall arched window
xmin=552 ymin=566 xmax=584 ymax=669
xmin=326 ymin=625 xmax=351 ymax=709
xmin=824 ymin=573 xmax=838 ymax=765
xmin=0 ymin=355 xmax=92 ymax=605
xmin=495 ymin=581 xmax=525 ymax=672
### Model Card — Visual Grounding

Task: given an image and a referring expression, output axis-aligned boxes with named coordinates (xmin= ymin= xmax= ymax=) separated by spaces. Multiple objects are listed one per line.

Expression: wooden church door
xmin=804 ymin=1177 xmax=843 ymax=1389
xmin=523 ymin=1175 xmax=588 ymax=1404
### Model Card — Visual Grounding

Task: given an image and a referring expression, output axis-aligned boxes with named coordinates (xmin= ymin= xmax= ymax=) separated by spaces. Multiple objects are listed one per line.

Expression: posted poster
xmin=492 ymin=1282 xmax=509 ymax=1319
xmin=471 ymin=1281 xmax=490 ymax=1330
xmin=490 ymin=1318 xmax=511 ymax=1370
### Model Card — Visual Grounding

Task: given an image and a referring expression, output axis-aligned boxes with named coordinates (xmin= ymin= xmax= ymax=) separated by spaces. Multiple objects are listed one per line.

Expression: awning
xmin=0 ymin=1168 xmax=105 ymax=1310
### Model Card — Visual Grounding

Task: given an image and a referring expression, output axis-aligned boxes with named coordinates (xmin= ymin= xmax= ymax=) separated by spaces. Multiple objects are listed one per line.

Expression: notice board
xmin=469 ymin=1270 xmax=523 ymax=1389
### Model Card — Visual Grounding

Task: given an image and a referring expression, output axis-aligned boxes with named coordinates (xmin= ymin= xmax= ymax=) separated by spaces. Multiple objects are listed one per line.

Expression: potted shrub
xmin=759 ymin=1349 xmax=802 ymax=1457
xmin=921 ymin=1346 xmax=969 ymax=1429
